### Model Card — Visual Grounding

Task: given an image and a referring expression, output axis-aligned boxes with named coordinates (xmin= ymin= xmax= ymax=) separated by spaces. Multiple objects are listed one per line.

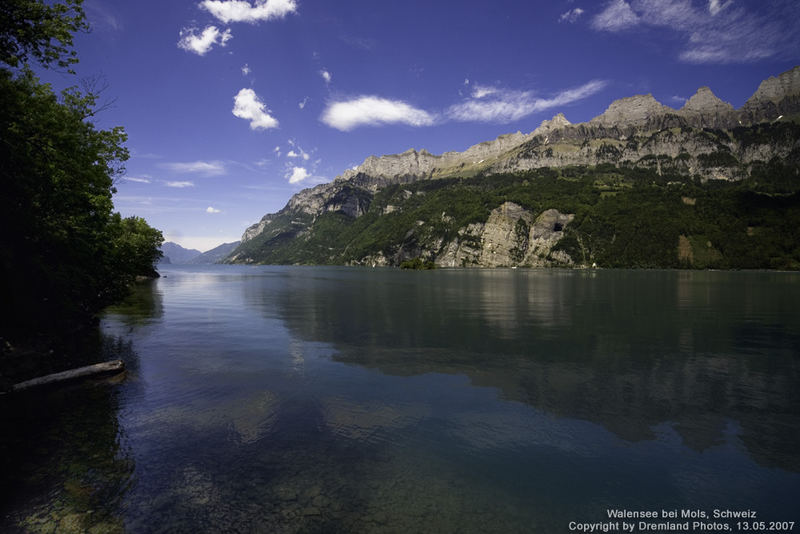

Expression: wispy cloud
xmin=165 ymin=181 xmax=195 ymax=188
xmin=177 ymin=25 xmax=232 ymax=55
xmin=298 ymin=96 xmax=310 ymax=109
xmin=162 ymin=161 xmax=227 ymax=176
xmin=471 ymin=85 xmax=499 ymax=99
xmin=124 ymin=176 xmax=151 ymax=184
xmin=447 ymin=80 xmax=607 ymax=123
xmin=206 ymin=206 xmax=222 ymax=213
xmin=233 ymin=88 xmax=279 ymax=130
xmin=592 ymin=0 xmax=640 ymax=31
xmin=559 ymin=8 xmax=585 ymax=23
xmin=321 ymin=96 xmax=436 ymax=131
xmin=708 ymin=0 xmax=731 ymax=16
xmin=591 ymin=0 xmax=800 ymax=63
xmin=84 ymin=1 xmax=122 ymax=32
xmin=200 ymin=0 xmax=297 ymax=24
xmin=320 ymin=69 xmax=332 ymax=84
xmin=339 ymin=34 xmax=376 ymax=50
xmin=241 ymin=63 xmax=251 ymax=75
xmin=115 ymin=195 xmax=205 ymax=215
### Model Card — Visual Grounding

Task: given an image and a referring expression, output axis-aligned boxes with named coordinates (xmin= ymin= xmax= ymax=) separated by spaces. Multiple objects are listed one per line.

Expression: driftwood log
xmin=10 ymin=360 xmax=125 ymax=392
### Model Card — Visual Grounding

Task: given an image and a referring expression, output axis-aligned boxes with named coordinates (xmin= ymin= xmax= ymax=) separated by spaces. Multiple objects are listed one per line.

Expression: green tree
xmin=0 ymin=0 xmax=163 ymax=341
xmin=0 ymin=0 xmax=87 ymax=71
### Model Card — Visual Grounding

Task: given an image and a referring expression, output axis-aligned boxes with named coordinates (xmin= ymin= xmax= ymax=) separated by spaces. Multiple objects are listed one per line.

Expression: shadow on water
xmin=257 ymin=268 xmax=800 ymax=472
xmin=0 ymin=281 xmax=162 ymax=533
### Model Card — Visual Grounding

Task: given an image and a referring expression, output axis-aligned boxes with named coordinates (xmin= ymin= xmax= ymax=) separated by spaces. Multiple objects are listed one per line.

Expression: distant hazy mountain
xmin=160 ymin=242 xmax=201 ymax=264
xmin=188 ymin=241 xmax=240 ymax=264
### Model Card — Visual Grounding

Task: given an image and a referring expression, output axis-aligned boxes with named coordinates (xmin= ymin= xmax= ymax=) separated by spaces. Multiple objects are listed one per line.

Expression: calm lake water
xmin=2 ymin=266 xmax=800 ymax=533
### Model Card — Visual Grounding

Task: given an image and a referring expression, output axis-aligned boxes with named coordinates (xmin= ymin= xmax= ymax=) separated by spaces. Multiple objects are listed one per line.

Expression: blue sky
xmin=40 ymin=0 xmax=800 ymax=251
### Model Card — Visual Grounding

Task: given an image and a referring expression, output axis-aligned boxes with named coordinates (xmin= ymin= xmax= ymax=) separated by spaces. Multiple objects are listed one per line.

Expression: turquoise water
xmin=2 ymin=266 xmax=799 ymax=533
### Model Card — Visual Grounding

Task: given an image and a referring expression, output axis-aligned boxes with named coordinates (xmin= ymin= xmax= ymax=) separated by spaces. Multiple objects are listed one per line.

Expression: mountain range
xmin=160 ymin=241 xmax=240 ymax=265
xmin=224 ymin=66 xmax=800 ymax=270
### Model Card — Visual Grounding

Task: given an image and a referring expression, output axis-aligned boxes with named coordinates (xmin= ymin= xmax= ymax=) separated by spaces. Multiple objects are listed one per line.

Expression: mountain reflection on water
xmin=2 ymin=267 xmax=798 ymax=533
xmin=263 ymin=268 xmax=800 ymax=470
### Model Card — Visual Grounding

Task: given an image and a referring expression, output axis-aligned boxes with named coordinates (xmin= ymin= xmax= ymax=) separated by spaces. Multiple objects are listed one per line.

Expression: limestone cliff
xmin=437 ymin=204 xmax=574 ymax=268
xmin=230 ymin=65 xmax=800 ymax=268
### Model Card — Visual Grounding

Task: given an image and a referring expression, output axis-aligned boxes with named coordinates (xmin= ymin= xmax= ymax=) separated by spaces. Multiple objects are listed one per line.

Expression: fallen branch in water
xmin=9 ymin=360 xmax=125 ymax=392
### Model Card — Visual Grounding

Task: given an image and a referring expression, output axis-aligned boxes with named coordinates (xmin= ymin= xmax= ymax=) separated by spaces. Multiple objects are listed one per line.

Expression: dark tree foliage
xmin=0 ymin=0 xmax=163 ymax=343
xmin=0 ymin=0 xmax=87 ymax=71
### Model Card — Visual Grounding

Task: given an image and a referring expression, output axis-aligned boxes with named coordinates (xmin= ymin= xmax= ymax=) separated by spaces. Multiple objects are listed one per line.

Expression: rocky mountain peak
xmin=532 ymin=113 xmax=571 ymax=135
xmin=680 ymin=86 xmax=733 ymax=114
xmin=590 ymin=94 xmax=672 ymax=126
xmin=329 ymin=66 xmax=800 ymax=188
xmin=747 ymin=65 xmax=800 ymax=103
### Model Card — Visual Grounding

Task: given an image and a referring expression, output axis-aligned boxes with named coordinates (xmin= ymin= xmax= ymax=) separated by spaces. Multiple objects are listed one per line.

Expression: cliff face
xmin=229 ymin=66 xmax=800 ymax=268
xmin=436 ymin=204 xmax=574 ymax=268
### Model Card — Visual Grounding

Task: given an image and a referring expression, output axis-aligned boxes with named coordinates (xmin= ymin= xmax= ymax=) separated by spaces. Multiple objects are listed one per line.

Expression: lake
xmin=2 ymin=266 xmax=799 ymax=533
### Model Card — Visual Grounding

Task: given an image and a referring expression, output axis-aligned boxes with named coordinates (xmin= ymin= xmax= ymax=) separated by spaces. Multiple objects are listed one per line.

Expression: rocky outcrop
xmin=678 ymin=87 xmax=735 ymax=129
xmin=589 ymin=94 xmax=674 ymax=127
xmin=681 ymin=87 xmax=733 ymax=114
xmin=532 ymin=113 xmax=571 ymax=136
xmin=747 ymin=65 xmax=800 ymax=103
xmin=436 ymin=203 xmax=574 ymax=268
xmin=739 ymin=65 xmax=800 ymax=124
xmin=242 ymin=218 xmax=272 ymax=243
xmin=335 ymin=132 xmax=534 ymax=187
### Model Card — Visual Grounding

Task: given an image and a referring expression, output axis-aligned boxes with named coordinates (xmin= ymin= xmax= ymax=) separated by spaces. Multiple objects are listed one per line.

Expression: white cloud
xmin=298 ymin=96 xmax=309 ymax=109
xmin=288 ymin=166 xmax=309 ymax=184
xmin=592 ymin=0 xmax=640 ymax=31
xmin=206 ymin=206 xmax=222 ymax=213
xmin=448 ymin=80 xmax=607 ymax=123
xmin=708 ymin=0 xmax=730 ymax=16
xmin=177 ymin=26 xmax=232 ymax=56
xmin=320 ymin=69 xmax=332 ymax=84
xmin=559 ymin=8 xmax=585 ymax=23
xmin=321 ymin=96 xmax=436 ymax=131
xmin=284 ymin=141 xmax=312 ymax=161
xmin=125 ymin=176 xmax=151 ymax=183
xmin=200 ymin=0 xmax=297 ymax=24
xmin=472 ymin=85 xmax=499 ymax=99
xmin=591 ymin=0 xmax=800 ymax=64
xmin=165 ymin=181 xmax=195 ymax=188
xmin=162 ymin=161 xmax=227 ymax=176
xmin=242 ymin=63 xmax=251 ymax=75
xmin=233 ymin=88 xmax=279 ymax=130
